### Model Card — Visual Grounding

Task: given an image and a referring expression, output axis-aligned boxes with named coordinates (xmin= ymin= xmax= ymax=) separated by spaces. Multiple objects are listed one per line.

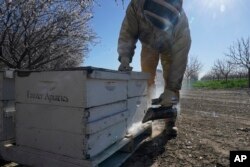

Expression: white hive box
xmin=15 ymin=102 xmax=128 ymax=159
xmin=0 ymin=70 xmax=15 ymax=101
xmin=127 ymin=96 xmax=148 ymax=134
xmin=0 ymin=70 xmax=15 ymax=142
xmin=126 ymin=72 xmax=149 ymax=134
xmin=15 ymin=67 xmax=129 ymax=159
xmin=0 ymin=101 xmax=15 ymax=141
xmin=127 ymin=72 xmax=148 ymax=98
xmin=15 ymin=67 xmax=149 ymax=161
xmin=16 ymin=68 xmax=129 ymax=108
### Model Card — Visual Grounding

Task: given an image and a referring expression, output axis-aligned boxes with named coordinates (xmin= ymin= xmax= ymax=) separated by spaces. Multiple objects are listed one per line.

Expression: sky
xmin=85 ymin=0 xmax=250 ymax=77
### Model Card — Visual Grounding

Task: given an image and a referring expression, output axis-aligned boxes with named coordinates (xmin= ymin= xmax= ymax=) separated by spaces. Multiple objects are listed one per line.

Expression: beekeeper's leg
xmin=160 ymin=28 xmax=191 ymax=137
xmin=140 ymin=44 xmax=160 ymax=100
xmin=160 ymin=32 xmax=191 ymax=107
xmin=159 ymin=52 xmax=177 ymax=137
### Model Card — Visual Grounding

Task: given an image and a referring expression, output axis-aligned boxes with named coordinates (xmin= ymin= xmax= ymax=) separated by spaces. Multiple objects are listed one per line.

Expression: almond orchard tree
xmin=226 ymin=37 xmax=250 ymax=88
xmin=201 ymin=71 xmax=216 ymax=81
xmin=0 ymin=0 xmax=96 ymax=70
xmin=232 ymin=67 xmax=248 ymax=79
xmin=211 ymin=66 xmax=222 ymax=81
xmin=213 ymin=59 xmax=234 ymax=82
xmin=184 ymin=56 xmax=203 ymax=80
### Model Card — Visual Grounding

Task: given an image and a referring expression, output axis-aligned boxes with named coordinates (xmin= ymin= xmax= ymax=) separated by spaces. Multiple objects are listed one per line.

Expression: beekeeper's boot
xmin=164 ymin=119 xmax=178 ymax=138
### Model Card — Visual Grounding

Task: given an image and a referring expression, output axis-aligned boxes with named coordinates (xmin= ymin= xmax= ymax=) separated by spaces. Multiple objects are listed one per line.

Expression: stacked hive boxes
xmin=15 ymin=67 xmax=149 ymax=160
xmin=0 ymin=70 xmax=15 ymax=142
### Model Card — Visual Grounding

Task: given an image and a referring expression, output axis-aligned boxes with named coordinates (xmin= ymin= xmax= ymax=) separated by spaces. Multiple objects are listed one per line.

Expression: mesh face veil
xmin=143 ymin=0 xmax=183 ymax=31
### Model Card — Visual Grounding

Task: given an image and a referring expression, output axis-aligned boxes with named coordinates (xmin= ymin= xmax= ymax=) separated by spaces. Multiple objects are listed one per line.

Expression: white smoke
xmin=154 ymin=69 xmax=165 ymax=99
xmin=127 ymin=122 xmax=143 ymax=134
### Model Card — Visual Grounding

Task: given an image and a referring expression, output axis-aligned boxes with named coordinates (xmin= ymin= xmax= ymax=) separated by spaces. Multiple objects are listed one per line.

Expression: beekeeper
xmin=118 ymin=0 xmax=191 ymax=137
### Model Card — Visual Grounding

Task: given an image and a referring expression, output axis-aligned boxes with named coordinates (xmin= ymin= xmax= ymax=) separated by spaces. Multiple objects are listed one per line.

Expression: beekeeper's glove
xmin=118 ymin=57 xmax=133 ymax=71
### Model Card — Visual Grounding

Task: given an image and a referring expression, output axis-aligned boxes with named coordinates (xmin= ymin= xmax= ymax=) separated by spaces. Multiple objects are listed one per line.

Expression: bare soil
xmin=122 ymin=89 xmax=250 ymax=167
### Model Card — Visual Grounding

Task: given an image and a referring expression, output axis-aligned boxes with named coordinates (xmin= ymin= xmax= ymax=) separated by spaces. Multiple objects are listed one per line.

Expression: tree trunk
xmin=248 ymin=68 xmax=250 ymax=88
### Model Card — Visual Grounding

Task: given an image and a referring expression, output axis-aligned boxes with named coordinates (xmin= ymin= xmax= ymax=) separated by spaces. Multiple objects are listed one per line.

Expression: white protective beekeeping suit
xmin=118 ymin=0 xmax=191 ymax=107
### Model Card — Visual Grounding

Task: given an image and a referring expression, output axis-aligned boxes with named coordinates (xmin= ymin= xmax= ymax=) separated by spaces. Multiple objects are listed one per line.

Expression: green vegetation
xmin=193 ymin=79 xmax=248 ymax=89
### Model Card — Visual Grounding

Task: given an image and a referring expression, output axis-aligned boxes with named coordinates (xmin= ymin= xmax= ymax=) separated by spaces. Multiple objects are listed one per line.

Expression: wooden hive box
xmin=0 ymin=70 xmax=15 ymax=142
xmin=0 ymin=101 xmax=15 ymax=142
xmin=15 ymin=67 xmax=149 ymax=160
xmin=126 ymin=72 xmax=149 ymax=133
xmin=0 ymin=70 xmax=15 ymax=101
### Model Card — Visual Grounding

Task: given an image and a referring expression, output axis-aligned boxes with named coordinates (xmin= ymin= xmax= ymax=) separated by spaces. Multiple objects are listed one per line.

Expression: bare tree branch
xmin=185 ymin=55 xmax=203 ymax=80
xmin=213 ymin=59 xmax=234 ymax=82
xmin=226 ymin=37 xmax=250 ymax=87
xmin=0 ymin=0 xmax=96 ymax=70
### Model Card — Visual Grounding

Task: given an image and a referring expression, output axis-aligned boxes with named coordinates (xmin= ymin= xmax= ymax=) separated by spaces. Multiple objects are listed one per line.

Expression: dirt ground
xmin=122 ymin=89 xmax=250 ymax=167
xmin=1 ymin=89 xmax=250 ymax=167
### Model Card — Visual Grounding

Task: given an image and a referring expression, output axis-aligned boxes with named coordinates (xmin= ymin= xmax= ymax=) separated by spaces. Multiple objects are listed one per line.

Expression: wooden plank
xmin=1 ymin=123 xmax=151 ymax=167
xmin=0 ymin=145 xmax=92 ymax=167
xmin=119 ymin=138 xmax=134 ymax=153
xmin=127 ymin=96 xmax=148 ymax=133
xmin=16 ymin=116 xmax=128 ymax=159
xmin=86 ymin=79 xmax=127 ymax=107
xmin=16 ymin=70 xmax=129 ymax=108
xmin=15 ymin=70 xmax=87 ymax=107
xmin=0 ymin=71 xmax=15 ymax=101
xmin=0 ymin=101 xmax=15 ymax=142
xmin=94 ymin=122 xmax=152 ymax=167
xmin=129 ymin=72 xmax=150 ymax=80
xmin=91 ymin=138 xmax=131 ymax=166
xmin=16 ymin=103 xmax=85 ymax=134
xmin=128 ymin=71 xmax=149 ymax=98
xmin=16 ymin=127 xmax=85 ymax=159
xmin=99 ymin=137 xmax=146 ymax=167
xmin=86 ymin=111 xmax=128 ymax=134
xmin=15 ymin=102 xmax=130 ymax=159
xmin=88 ymin=70 xmax=129 ymax=80
xmin=128 ymin=80 xmax=148 ymax=98
xmin=87 ymin=120 xmax=127 ymax=158
xmin=87 ymin=101 xmax=127 ymax=122
xmin=0 ymin=103 xmax=3 ymax=141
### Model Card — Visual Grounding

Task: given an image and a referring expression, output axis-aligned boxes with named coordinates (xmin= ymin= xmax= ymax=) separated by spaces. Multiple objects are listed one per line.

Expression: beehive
xmin=15 ymin=67 xmax=149 ymax=159
xmin=0 ymin=70 xmax=15 ymax=142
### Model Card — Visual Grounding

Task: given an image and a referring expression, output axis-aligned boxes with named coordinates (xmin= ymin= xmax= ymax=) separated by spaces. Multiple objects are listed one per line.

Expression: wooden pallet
xmin=0 ymin=123 xmax=151 ymax=167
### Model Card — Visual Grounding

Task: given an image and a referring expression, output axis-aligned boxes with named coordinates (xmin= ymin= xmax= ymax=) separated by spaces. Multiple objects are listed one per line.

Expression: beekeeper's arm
xmin=118 ymin=0 xmax=139 ymax=71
